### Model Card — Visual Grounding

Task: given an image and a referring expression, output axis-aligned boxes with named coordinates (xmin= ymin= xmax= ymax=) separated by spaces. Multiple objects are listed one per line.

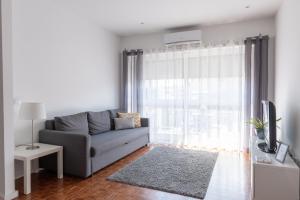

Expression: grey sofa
xmin=39 ymin=109 xmax=149 ymax=178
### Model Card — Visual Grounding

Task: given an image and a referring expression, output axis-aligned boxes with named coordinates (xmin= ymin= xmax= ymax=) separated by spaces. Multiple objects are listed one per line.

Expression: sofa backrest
xmin=87 ymin=110 xmax=111 ymax=134
xmin=45 ymin=120 xmax=55 ymax=130
xmin=44 ymin=109 xmax=122 ymax=131
xmin=108 ymin=109 xmax=124 ymax=130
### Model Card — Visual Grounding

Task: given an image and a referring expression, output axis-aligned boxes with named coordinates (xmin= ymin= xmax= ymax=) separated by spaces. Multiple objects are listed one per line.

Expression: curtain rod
xmin=144 ymin=40 xmax=244 ymax=54
xmin=123 ymin=49 xmax=143 ymax=56
xmin=245 ymin=34 xmax=269 ymax=41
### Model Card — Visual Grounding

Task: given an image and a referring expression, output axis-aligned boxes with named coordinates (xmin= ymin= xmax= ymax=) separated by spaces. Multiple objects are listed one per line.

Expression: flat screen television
xmin=258 ymin=100 xmax=277 ymax=153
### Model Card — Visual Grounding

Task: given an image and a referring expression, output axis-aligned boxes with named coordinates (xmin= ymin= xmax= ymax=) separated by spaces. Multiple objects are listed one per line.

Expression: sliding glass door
xmin=142 ymin=44 xmax=245 ymax=151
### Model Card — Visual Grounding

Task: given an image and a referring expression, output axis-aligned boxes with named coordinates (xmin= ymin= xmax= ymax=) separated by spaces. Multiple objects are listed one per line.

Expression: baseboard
xmin=0 ymin=190 xmax=19 ymax=200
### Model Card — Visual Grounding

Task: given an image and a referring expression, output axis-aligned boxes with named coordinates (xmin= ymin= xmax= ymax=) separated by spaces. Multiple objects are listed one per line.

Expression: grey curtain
xmin=244 ymin=36 xmax=269 ymax=149
xmin=121 ymin=49 xmax=143 ymax=113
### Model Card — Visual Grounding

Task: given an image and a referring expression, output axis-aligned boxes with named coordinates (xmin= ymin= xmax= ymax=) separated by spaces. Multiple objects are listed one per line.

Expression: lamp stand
xmin=26 ymin=120 xmax=40 ymax=150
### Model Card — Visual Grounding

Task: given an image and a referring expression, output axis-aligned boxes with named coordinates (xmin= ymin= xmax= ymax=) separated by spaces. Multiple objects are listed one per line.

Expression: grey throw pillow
xmin=87 ymin=111 xmax=111 ymax=134
xmin=114 ymin=118 xmax=135 ymax=130
xmin=54 ymin=112 xmax=89 ymax=133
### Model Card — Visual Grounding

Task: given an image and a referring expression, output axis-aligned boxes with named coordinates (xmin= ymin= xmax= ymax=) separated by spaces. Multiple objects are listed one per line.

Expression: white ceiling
xmin=55 ymin=0 xmax=283 ymax=36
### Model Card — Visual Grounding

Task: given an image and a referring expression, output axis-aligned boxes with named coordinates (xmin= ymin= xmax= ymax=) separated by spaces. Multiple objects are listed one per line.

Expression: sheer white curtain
xmin=142 ymin=43 xmax=246 ymax=151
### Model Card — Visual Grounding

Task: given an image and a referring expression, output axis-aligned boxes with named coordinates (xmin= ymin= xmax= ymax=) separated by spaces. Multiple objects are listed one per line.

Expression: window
xmin=142 ymin=44 xmax=245 ymax=151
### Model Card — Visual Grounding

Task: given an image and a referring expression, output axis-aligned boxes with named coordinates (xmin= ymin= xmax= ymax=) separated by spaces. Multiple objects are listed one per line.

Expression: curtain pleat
xmin=121 ymin=49 xmax=143 ymax=112
xmin=244 ymin=36 xmax=269 ymax=150
xmin=121 ymin=50 xmax=128 ymax=111
xmin=244 ymin=39 xmax=252 ymax=151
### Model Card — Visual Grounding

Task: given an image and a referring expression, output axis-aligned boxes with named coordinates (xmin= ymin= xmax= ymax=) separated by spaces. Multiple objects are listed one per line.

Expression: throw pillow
xmin=54 ymin=112 xmax=89 ymax=133
xmin=117 ymin=112 xmax=141 ymax=128
xmin=114 ymin=117 xmax=135 ymax=130
xmin=87 ymin=111 xmax=111 ymax=135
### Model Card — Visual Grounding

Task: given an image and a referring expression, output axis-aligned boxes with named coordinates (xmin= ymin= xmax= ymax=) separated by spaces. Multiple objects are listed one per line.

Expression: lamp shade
xmin=19 ymin=102 xmax=46 ymax=120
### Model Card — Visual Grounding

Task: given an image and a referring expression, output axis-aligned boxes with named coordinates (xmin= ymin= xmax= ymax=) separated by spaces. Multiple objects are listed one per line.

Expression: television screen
xmin=260 ymin=100 xmax=277 ymax=153
xmin=263 ymin=102 xmax=269 ymax=144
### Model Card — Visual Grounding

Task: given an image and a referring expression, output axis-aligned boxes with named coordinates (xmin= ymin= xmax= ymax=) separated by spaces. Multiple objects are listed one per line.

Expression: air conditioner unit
xmin=163 ymin=30 xmax=202 ymax=45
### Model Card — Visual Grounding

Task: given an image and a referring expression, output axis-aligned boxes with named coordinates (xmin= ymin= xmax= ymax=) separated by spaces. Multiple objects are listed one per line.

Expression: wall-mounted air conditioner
xmin=163 ymin=30 xmax=202 ymax=45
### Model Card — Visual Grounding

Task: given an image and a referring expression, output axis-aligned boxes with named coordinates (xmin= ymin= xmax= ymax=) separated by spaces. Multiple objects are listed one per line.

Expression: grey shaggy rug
xmin=107 ymin=146 xmax=218 ymax=199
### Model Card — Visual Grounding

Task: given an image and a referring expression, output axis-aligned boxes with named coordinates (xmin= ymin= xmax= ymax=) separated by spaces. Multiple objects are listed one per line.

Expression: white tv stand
xmin=251 ymin=136 xmax=299 ymax=200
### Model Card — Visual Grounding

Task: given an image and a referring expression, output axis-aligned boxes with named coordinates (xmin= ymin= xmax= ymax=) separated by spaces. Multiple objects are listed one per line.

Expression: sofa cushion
xmin=45 ymin=120 xmax=55 ymax=130
xmin=88 ymin=111 xmax=111 ymax=135
xmin=91 ymin=127 xmax=149 ymax=156
xmin=54 ymin=112 xmax=89 ymax=133
xmin=114 ymin=118 xmax=135 ymax=130
xmin=108 ymin=109 xmax=123 ymax=130
xmin=109 ymin=109 xmax=121 ymax=119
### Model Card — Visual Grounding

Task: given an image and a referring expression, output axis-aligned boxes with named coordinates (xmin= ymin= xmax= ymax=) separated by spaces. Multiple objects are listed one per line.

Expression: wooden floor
xmin=15 ymin=146 xmax=250 ymax=200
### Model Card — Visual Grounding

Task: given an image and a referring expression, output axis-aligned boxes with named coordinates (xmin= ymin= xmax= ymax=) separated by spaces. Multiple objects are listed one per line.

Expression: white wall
xmin=0 ymin=0 xmax=18 ymax=199
xmin=121 ymin=17 xmax=276 ymax=101
xmin=12 ymin=0 xmax=120 ymax=178
xmin=275 ymin=0 xmax=300 ymax=160
xmin=121 ymin=18 xmax=275 ymax=49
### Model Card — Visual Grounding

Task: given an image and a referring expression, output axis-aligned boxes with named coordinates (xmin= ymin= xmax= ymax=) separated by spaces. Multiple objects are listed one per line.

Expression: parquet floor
xmin=15 ymin=146 xmax=250 ymax=200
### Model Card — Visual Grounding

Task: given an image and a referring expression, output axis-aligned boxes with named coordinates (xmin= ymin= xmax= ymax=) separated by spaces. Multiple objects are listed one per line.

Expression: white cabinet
xmin=251 ymin=137 xmax=299 ymax=200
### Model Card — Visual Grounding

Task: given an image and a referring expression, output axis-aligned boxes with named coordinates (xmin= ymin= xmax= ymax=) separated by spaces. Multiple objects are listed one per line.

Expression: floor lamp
xmin=19 ymin=102 xmax=46 ymax=150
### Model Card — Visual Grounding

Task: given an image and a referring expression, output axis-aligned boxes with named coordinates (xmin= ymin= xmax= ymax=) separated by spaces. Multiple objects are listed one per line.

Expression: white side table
xmin=15 ymin=143 xmax=63 ymax=194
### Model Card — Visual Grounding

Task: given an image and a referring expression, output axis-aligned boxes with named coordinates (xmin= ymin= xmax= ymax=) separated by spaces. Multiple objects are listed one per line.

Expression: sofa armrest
xmin=141 ymin=118 xmax=149 ymax=127
xmin=39 ymin=129 xmax=91 ymax=178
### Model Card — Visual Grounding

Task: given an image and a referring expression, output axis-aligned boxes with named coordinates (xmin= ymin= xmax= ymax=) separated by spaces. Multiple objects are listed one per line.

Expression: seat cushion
xmin=91 ymin=127 xmax=149 ymax=156
xmin=54 ymin=112 xmax=89 ymax=133
xmin=88 ymin=111 xmax=111 ymax=135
